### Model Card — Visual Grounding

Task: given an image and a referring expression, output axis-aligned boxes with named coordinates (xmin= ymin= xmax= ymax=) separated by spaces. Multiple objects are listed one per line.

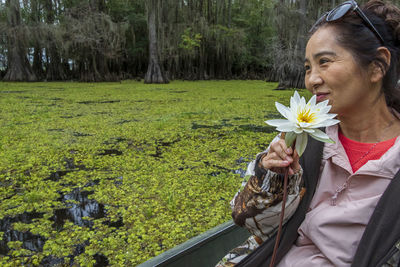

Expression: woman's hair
xmin=310 ymin=0 xmax=400 ymax=113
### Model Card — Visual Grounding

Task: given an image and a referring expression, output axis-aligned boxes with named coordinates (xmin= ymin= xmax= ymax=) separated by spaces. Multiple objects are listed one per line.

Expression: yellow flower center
xmin=297 ymin=108 xmax=315 ymax=123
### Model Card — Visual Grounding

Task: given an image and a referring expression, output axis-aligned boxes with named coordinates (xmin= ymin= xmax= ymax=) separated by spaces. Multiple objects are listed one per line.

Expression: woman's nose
xmin=306 ymin=70 xmax=323 ymax=90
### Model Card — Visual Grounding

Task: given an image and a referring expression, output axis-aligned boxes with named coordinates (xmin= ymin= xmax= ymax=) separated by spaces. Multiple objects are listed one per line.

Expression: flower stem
xmin=269 ymin=134 xmax=294 ymax=267
xmin=269 ymin=167 xmax=289 ymax=267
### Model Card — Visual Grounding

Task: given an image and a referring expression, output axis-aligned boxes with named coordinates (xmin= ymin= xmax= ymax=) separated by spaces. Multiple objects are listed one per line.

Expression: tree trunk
xmin=44 ymin=0 xmax=66 ymax=81
xmin=3 ymin=0 xmax=36 ymax=81
xmin=144 ymin=0 xmax=168 ymax=83
xmin=32 ymin=43 xmax=45 ymax=80
xmin=276 ymin=0 xmax=307 ymax=89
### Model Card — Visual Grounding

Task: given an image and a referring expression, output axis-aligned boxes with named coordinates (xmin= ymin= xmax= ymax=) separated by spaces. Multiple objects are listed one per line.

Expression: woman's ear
xmin=370 ymin=46 xmax=391 ymax=83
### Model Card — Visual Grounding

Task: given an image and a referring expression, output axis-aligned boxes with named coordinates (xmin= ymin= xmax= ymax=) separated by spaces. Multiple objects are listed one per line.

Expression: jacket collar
xmin=323 ymin=112 xmax=400 ymax=178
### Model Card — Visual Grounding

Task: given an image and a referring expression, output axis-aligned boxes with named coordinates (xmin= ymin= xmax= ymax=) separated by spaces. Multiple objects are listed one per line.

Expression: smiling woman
xmin=217 ymin=1 xmax=400 ymax=267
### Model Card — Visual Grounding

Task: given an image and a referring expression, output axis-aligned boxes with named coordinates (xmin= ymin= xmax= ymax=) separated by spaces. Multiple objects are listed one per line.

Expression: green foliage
xmin=0 ymin=80 xmax=309 ymax=265
xmin=179 ymin=28 xmax=202 ymax=51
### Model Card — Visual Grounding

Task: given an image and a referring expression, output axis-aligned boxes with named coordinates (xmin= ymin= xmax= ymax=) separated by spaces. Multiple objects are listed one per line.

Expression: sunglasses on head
xmin=310 ymin=0 xmax=385 ymax=45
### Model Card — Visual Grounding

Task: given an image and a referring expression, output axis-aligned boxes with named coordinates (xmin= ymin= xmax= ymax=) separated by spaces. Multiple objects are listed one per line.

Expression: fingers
xmin=272 ymin=140 xmax=293 ymax=162
xmin=261 ymin=139 xmax=300 ymax=174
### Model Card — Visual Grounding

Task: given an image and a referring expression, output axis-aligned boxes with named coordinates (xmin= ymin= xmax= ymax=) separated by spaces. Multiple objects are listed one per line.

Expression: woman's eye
xmin=319 ymin=58 xmax=330 ymax=65
xmin=304 ymin=65 xmax=310 ymax=72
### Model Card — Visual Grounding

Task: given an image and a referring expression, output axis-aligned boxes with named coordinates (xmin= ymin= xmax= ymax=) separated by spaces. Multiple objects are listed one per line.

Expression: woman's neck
xmin=338 ymin=98 xmax=400 ymax=143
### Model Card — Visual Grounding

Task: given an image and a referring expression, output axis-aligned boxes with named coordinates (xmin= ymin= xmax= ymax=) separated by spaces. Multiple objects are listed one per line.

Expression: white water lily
xmin=266 ymin=91 xmax=340 ymax=156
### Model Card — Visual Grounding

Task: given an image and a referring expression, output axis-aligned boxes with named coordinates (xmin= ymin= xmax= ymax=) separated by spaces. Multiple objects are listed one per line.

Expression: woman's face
xmin=304 ymin=26 xmax=376 ymax=116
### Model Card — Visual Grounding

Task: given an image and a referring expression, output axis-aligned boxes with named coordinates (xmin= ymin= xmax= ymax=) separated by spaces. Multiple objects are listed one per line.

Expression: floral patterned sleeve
xmin=216 ymin=136 xmax=305 ymax=267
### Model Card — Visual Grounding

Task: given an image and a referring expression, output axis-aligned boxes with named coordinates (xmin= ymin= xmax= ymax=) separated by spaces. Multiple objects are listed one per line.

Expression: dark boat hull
xmin=138 ymin=220 xmax=250 ymax=267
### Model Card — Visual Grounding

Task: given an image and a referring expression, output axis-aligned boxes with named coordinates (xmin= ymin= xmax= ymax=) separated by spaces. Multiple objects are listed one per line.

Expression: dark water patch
xmin=104 ymin=138 xmax=127 ymax=145
xmin=264 ymin=113 xmax=282 ymax=119
xmin=48 ymin=170 xmax=71 ymax=182
xmin=0 ymin=91 xmax=27 ymax=94
xmin=0 ymin=212 xmax=45 ymax=255
xmin=149 ymin=139 xmax=181 ymax=158
xmin=170 ymin=90 xmax=188 ymax=93
xmin=94 ymin=253 xmax=109 ymax=266
xmin=52 ymin=188 xmax=106 ymax=229
xmin=73 ymin=132 xmax=93 ymax=137
xmin=205 ymin=159 xmax=249 ymax=178
xmin=236 ymin=157 xmax=249 ymax=165
xmin=233 ymin=117 xmax=247 ymax=120
xmin=116 ymin=119 xmax=138 ymax=125
xmin=41 ymin=256 xmax=65 ymax=266
xmin=192 ymin=121 xmax=233 ymax=130
xmin=237 ymin=124 xmax=276 ymax=133
xmin=113 ymin=176 xmax=123 ymax=186
xmin=65 ymin=157 xmax=86 ymax=170
xmin=98 ymin=149 xmax=123 ymax=156
xmin=47 ymin=158 xmax=87 ymax=182
xmin=209 ymin=171 xmax=221 ymax=177
xmin=60 ymin=114 xmax=83 ymax=119
xmin=78 ymin=100 xmax=121 ymax=105
xmin=103 ymin=217 xmax=124 ymax=229
xmin=232 ymin=168 xmax=247 ymax=178
xmin=50 ymin=97 xmax=63 ymax=101
xmin=94 ymin=111 xmax=110 ymax=115
xmin=204 ymin=161 xmax=232 ymax=176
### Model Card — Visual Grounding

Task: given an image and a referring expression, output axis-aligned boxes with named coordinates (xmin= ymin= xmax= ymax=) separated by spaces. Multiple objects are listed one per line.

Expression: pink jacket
xmin=278 ymin=124 xmax=400 ymax=266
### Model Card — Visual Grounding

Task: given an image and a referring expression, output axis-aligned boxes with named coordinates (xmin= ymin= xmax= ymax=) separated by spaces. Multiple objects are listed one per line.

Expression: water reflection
xmin=0 ymin=212 xmax=45 ymax=255
xmin=53 ymin=188 xmax=106 ymax=229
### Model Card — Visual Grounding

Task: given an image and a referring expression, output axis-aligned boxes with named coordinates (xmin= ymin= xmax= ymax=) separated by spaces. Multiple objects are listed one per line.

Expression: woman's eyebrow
xmin=313 ymin=51 xmax=337 ymax=59
xmin=304 ymin=51 xmax=337 ymax=63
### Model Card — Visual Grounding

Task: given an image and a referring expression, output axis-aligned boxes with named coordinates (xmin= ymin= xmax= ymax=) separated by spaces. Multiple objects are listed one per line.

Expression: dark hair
xmin=310 ymin=0 xmax=400 ymax=113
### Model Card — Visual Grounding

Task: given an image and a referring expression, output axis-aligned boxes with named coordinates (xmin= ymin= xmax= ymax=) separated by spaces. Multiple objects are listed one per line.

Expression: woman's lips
xmin=316 ymin=93 xmax=329 ymax=102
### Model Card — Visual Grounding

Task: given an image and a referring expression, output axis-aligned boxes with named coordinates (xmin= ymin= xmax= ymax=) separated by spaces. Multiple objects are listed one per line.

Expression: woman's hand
xmin=260 ymin=139 xmax=300 ymax=175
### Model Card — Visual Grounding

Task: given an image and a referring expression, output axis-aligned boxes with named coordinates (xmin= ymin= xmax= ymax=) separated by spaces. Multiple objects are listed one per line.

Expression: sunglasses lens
xmin=326 ymin=3 xmax=352 ymax=21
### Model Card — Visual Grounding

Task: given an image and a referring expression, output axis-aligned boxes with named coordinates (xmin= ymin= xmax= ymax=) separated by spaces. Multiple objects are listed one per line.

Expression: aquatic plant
xmin=0 ymin=80 xmax=309 ymax=265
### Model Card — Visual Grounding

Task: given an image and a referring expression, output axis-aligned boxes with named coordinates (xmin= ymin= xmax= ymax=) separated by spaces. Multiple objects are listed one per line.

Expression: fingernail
xmin=286 ymin=148 xmax=292 ymax=154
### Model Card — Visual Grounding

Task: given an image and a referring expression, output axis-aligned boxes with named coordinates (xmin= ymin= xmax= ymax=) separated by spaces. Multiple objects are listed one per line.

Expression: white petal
xmin=277 ymin=124 xmax=298 ymax=132
xmin=293 ymin=91 xmax=301 ymax=104
xmin=311 ymin=115 xmax=336 ymax=125
xmin=300 ymin=96 xmax=306 ymax=108
xmin=295 ymin=132 xmax=308 ymax=157
xmin=315 ymin=99 xmax=329 ymax=109
xmin=299 ymin=122 xmax=312 ymax=128
xmin=275 ymin=102 xmax=291 ymax=119
xmin=303 ymin=128 xmax=315 ymax=133
xmin=290 ymin=95 xmax=297 ymax=110
xmin=313 ymin=119 xmax=340 ymax=128
xmin=265 ymin=119 xmax=290 ymax=127
xmin=309 ymin=128 xmax=329 ymax=139
xmin=310 ymin=134 xmax=335 ymax=144
xmin=293 ymin=127 xmax=303 ymax=134
xmin=307 ymin=94 xmax=316 ymax=107
xmin=317 ymin=106 xmax=332 ymax=115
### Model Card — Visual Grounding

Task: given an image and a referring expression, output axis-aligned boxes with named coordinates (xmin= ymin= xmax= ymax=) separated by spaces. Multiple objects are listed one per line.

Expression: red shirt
xmin=338 ymin=131 xmax=396 ymax=172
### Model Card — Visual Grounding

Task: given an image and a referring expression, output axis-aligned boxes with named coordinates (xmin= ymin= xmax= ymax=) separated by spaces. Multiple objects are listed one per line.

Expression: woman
xmin=217 ymin=0 xmax=400 ymax=266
